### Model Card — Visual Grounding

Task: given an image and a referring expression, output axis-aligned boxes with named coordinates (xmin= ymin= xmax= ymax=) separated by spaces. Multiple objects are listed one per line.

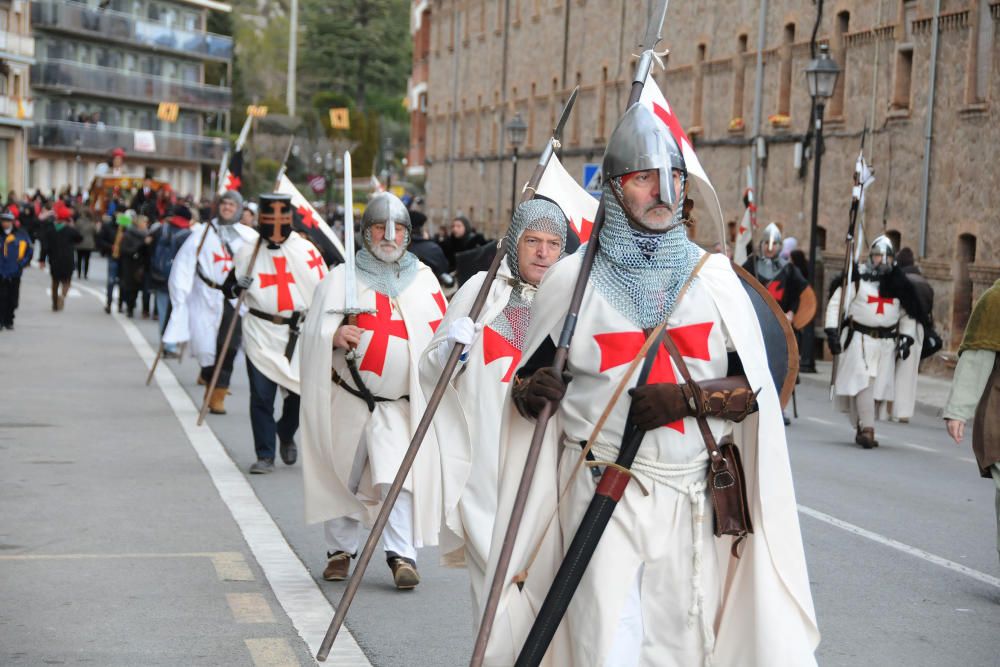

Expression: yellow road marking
xmin=0 ymin=551 xmax=255 ymax=581
xmin=227 ymin=592 xmax=275 ymax=623
xmin=245 ymin=638 xmax=300 ymax=666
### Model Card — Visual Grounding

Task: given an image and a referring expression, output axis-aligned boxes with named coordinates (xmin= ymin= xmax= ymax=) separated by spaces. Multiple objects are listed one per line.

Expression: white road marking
xmin=899 ymin=442 xmax=937 ymax=453
xmin=798 ymin=504 xmax=1000 ymax=589
xmin=959 ymin=457 xmax=977 ymax=465
xmin=806 ymin=416 xmax=835 ymax=426
xmin=76 ymin=283 xmax=370 ymax=666
xmin=44 ymin=286 xmax=82 ymax=298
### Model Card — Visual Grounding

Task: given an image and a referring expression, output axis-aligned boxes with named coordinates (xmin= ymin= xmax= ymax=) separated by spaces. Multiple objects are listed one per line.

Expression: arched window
xmin=777 ymin=23 xmax=795 ymax=116
xmin=732 ymin=34 xmax=748 ymax=124
xmin=829 ymin=11 xmax=849 ymax=118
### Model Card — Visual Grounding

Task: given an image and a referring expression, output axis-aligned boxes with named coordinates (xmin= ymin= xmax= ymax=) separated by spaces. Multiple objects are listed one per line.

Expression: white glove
xmin=447 ymin=316 xmax=478 ymax=347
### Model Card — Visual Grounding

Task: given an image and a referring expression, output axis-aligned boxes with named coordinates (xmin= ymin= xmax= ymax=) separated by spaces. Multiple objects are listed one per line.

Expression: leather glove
xmin=627 ymin=382 xmax=692 ymax=431
xmin=897 ymin=334 xmax=915 ymax=360
xmin=512 ymin=367 xmax=571 ymax=420
xmin=825 ymin=327 xmax=842 ymax=355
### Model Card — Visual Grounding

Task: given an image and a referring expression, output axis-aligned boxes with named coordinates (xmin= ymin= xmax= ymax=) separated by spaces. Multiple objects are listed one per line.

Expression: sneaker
xmin=249 ymin=459 xmax=275 ymax=474
xmin=387 ymin=553 xmax=419 ymax=590
xmin=323 ymin=551 xmax=352 ymax=581
xmin=279 ymin=438 xmax=298 ymax=465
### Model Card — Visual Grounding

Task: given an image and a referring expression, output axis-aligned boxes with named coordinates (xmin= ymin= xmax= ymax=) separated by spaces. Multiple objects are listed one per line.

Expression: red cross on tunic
xmin=571 ymin=216 xmax=594 ymax=243
xmin=357 ymin=292 xmax=409 ymax=375
xmin=306 ymin=249 xmax=325 ymax=279
xmin=594 ymin=321 xmax=714 ymax=433
xmin=297 ymin=205 xmax=318 ymax=229
xmin=212 ymin=250 xmax=232 ymax=273
xmin=258 ymin=256 xmax=296 ymax=312
xmin=224 ymin=172 xmax=241 ymax=192
xmin=482 ymin=326 xmax=521 ymax=383
xmin=428 ymin=291 xmax=447 ymax=332
xmin=766 ymin=280 xmax=785 ymax=303
xmin=867 ymin=294 xmax=895 ymax=315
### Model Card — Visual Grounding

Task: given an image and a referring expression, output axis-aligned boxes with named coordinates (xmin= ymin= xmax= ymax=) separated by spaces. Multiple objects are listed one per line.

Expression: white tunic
xmin=299 ymin=260 xmax=466 ymax=552
xmin=483 ymin=252 xmax=819 ymax=667
xmin=232 ymin=232 xmax=324 ymax=394
xmin=163 ymin=221 xmax=257 ymax=366
xmin=825 ymin=277 xmax=916 ymax=399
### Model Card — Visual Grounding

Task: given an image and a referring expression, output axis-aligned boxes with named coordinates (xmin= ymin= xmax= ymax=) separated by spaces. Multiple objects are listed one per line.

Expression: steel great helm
xmin=257 ymin=193 xmax=294 ymax=245
xmin=868 ymin=234 xmax=895 ymax=274
xmin=361 ymin=192 xmax=411 ymax=254
xmin=602 ymin=103 xmax=687 ymax=218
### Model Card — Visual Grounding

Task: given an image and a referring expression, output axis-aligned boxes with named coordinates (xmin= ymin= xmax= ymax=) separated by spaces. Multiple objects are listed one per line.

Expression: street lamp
xmin=801 ymin=43 xmax=840 ymax=373
xmin=505 ymin=112 xmax=528 ymax=216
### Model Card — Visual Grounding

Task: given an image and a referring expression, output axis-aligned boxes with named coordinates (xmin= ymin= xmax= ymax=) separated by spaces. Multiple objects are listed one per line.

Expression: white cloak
xmin=890 ymin=324 xmax=924 ymax=421
xmin=299 ymin=260 xmax=465 ymax=551
xmin=825 ymin=279 xmax=916 ymax=400
xmin=163 ymin=221 xmax=257 ymax=366
xmin=482 ymin=252 xmax=819 ymax=666
xmin=418 ymin=263 xmax=519 ymax=595
xmin=232 ymin=232 xmax=325 ymax=395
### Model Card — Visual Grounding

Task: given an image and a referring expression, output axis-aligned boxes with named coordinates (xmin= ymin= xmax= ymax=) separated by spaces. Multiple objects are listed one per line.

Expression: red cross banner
xmin=535 ymin=153 xmax=599 ymax=244
xmin=306 ymin=249 xmax=326 ymax=280
xmin=217 ymin=149 xmax=243 ymax=196
xmin=275 ymin=173 xmax=347 ymax=259
xmin=639 ymin=75 xmax=725 ymax=246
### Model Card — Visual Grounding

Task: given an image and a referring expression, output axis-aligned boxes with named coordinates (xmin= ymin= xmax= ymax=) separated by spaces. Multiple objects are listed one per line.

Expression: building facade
xmin=410 ymin=0 xmax=1000 ymax=352
xmin=0 ymin=0 xmax=35 ymax=197
xmin=28 ymin=0 xmax=232 ymax=197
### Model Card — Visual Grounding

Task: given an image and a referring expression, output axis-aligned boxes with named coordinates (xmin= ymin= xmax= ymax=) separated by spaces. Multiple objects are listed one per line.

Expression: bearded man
xmin=221 ymin=194 xmax=324 ymax=474
xmin=164 ymin=190 xmax=257 ymax=413
xmin=482 ymin=104 xmax=818 ymax=666
xmin=419 ymin=199 xmax=568 ymax=611
xmin=299 ymin=193 xmax=460 ymax=590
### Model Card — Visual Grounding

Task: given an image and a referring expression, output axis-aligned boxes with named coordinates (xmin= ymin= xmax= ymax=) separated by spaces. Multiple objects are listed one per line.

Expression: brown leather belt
xmin=331 ymin=368 xmax=408 ymax=409
xmin=849 ymin=320 xmax=897 ymax=339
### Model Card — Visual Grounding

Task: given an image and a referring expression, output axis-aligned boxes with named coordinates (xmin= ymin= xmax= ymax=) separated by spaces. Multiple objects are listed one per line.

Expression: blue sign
xmin=582 ymin=163 xmax=602 ymax=198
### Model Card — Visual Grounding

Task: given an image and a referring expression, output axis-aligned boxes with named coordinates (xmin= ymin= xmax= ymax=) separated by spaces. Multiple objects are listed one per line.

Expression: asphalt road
xmin=2 ymin=258 xmax=998 ymax=666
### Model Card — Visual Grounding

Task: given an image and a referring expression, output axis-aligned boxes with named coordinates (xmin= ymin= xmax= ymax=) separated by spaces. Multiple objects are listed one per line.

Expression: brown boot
xmin=855 ymin=426 xmax=878 ymax=449
xmin=322 ymin=551 xmax=352 ymax=581
xmin=208 ymin=387 xmax=228 ymax=414
xmin=388 ymin=555 xmax=419 ymax=590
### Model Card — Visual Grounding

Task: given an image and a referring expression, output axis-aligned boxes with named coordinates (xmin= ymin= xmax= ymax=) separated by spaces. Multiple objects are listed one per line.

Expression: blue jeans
xmin=105 ymin=259 xmax=120 ymax=308
xmin=155 ymin=288 xmax=176 ymax=353
xmin=246 ymin=357 xmax=300 ymax=461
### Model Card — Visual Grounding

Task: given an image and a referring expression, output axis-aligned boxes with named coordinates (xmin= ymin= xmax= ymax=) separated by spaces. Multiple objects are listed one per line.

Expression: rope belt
xmin=566 ymin=439 xmax=716 ymax=665
xmin=331 ymin=368 xmax=408 ymax=408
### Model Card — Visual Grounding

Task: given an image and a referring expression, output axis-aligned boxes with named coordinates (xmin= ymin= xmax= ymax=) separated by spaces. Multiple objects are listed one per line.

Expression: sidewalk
xmin=798 ymin=360 xmax=952 ymax=418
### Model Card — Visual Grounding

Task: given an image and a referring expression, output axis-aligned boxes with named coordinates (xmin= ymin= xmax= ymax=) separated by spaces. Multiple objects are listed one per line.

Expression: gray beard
xmin=372 ymin=243 xmax=405 ymax=263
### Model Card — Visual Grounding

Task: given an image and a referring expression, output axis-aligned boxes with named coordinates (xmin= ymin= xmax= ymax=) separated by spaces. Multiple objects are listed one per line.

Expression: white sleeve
xmin=824 ymin=286 xmax=842 ymax=329
xmin=168 ymin=229 xmax=199 ymax=308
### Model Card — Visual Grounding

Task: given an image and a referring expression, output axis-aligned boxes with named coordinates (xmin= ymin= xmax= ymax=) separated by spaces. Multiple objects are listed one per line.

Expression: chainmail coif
xmin=355 ymin=247 xmax=420 ymax=297
xmin=589 ymin=182 xmax=703 ymax=329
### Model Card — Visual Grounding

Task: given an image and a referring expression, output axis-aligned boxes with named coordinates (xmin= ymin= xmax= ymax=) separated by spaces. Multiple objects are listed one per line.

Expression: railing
xmin=29 ymin=120 xmax=225 ymax=163
xmin=0 ymin=97 xmax=35 ymax=120
xmin=31 ymin=60 xmax=231 ymax=110
xmin=31 ymin=1 xmax=232 ymax=61
xmin=0 ymin=30 xmax=35 ymax=58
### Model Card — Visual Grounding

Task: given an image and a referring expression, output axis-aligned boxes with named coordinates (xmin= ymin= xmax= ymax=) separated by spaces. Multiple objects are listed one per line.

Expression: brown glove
xmin=512 ymin=367 xmax=571 ymax=420
xmin=627 ymin=383 xmax=694 ymax=431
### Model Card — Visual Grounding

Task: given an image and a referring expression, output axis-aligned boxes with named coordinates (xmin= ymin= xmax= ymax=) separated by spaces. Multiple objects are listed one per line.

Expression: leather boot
xmin=208 ymin=387 xmax=228 ymax=414
xmin=387 ymin=554 xmax=419 ymax=590
xmin=323 ymin=551 xmax=352 ymax=581
xmin=855 ymin=426 xmax=878 ymax=449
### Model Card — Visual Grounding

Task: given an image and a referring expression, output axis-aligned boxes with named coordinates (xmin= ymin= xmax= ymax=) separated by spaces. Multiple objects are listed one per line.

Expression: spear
xmin=314 ymin=86 xmax=580 ymax=662
xmin=470 ymin=1 xmax=670 ymax=665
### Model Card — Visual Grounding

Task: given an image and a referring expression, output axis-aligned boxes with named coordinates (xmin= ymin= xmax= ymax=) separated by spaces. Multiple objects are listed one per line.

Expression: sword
xmin=315 ymin=86 xmax=582 ymax=664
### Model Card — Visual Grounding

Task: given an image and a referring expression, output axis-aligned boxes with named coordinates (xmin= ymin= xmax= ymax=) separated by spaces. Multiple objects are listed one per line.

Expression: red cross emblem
xmin=594 ymin=322 xmax=714 ymax=433
xmin=258 ymin=256 xmax=296 ymax=312
xmin=428 ymin=291 xmax=447 ymax=332
xmin=482 ymin=326 xmax=521 ymax=383
xmin=571 ymin=216 xmax=593 ymax=243
xmin=766 ymin=280 xmax=785 ymax=303
xmin=212 ymin=250 xmax=232 ymax=273
xmin=297 ymin=205 xmax=318 ymax=229
xmin=651 ymin=101 xmax=693 ymax=156
xmin=224 ymin=172 xmax=241 ymax=192
xmin=356 ymin=293 xmax=410 ymax=375
xmin=867 ymin=294 xmax=895 ymax=315
xmin=306 ymin=249 xmax=325 ymax=279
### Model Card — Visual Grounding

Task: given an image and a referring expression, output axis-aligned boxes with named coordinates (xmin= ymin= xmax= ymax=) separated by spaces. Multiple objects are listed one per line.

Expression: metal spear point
xmin=315 ymin=88 xmax=581 ymax=664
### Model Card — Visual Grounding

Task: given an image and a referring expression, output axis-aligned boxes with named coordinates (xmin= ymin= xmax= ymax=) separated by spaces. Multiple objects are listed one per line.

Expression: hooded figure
xmin=299 ymin=192 xmax=458 ymax=590
xmin=481 ymin=104 xmax=818 ymax=666
xmin=418 ymin=199 xmax=568 ymax=612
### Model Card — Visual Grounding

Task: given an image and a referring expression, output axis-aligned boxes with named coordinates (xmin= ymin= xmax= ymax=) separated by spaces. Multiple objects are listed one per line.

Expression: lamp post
xmin=801 ymin=43 xmax=841 ymax=372
xmin=505 ymin=112 xmax=528 ymax=216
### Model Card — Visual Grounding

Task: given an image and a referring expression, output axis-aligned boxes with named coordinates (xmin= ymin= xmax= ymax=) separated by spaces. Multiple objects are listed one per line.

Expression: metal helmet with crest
xmin=361 ymin=192 xmax=411 ymax=253
xmin=869 ymin=234 xmax=895 ymax=273
xmin=601 ymin=103 xmax=687 ymax=211
xmin=257 ymin=193 xmax=293 ymax=245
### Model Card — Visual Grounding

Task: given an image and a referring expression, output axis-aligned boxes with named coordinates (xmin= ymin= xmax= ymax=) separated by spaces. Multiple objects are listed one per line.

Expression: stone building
xmin=408 ymin=0 xmax=1000 ymax=351
xmin=0 ymin=0 xmax=34 ymax=196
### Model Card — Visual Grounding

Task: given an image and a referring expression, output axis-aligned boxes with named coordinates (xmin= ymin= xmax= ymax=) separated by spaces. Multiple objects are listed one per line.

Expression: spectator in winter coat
xmin=75 ymin=208 xmax=97 ymax=279
xmin=440 ymin=215 xmax=488 ymax=272
xmin=0 ymin=211 xmax=32 ymax=329
xmin=149 ymin=205 xmax=193 ymax=355
xmin=119 ymin=213 xmax=151 ymax=318
xmin=45 ymin=201 xmax=82 ymax=312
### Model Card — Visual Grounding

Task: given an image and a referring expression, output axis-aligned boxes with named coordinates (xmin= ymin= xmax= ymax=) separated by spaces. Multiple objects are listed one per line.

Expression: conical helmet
xmin=601 ymin=103 xmax=686 ymax=209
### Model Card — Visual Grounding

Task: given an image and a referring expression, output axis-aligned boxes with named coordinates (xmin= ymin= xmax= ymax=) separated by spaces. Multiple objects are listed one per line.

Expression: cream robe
xmin=299 ymin=260 xmax=465 ymax=551
xmin=419 ymin=263 xmax=519 ymax=598
xmin=890 ymin=324 xmax=924 ymax=420
xmin=482 ymin=251 xmax=819 ymax=666
xmin=163 ymin=221 xmax=257 ymax=366
xmin=232 ymin=232 xmax=324 ymax=395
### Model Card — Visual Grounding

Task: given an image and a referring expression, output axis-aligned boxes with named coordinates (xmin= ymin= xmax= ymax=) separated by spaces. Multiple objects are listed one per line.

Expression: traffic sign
xmin=582 ymin=163 xmax=602 ymax=198
xmin=329 ymin=108 xmax=350 ymax=130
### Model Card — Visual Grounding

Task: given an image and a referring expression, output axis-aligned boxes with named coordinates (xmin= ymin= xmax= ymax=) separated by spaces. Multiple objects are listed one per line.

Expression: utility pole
xmin=286 ymin=0 xmax=298 ymax=117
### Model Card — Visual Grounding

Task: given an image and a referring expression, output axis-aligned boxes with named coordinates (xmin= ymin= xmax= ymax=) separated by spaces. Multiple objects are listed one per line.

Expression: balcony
xmin=0 ymin=97 xmax=34 ymax=121
xmin=29 ymin=120 xmax=225 ymax=164
xmin=32 ymin=60 xmax=231 ymax=111
xmin=0 ymin=30 xmax=35 ymax=62
xmin=31 ymin=1 xmax=232 ymax=62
